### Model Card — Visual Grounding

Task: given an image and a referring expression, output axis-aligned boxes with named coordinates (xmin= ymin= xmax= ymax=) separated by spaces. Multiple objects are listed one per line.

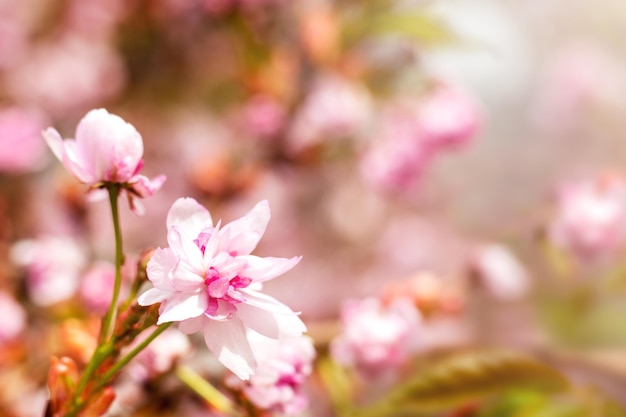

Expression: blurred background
xmin=2 ymin=0 xmax=626 ymax=415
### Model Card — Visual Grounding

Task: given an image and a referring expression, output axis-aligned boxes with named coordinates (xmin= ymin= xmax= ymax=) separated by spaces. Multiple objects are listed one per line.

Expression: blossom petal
xmin=219 ymin=200 xmax=270 ymax=255
xmin=167 ymin=227 xmax=204 ymax=273
xmin=75 ymin=109 xmax=143 ymax=182
xmin=242 ymin=290 xmax=304 ymax=317
xmin=203 ymin=317 xmax=257 ymax=380
xmin=179 ymin=316 xmax=204 ymax=334
xmin=237 ymin=301 xmax=306 ymax=339
xmin=166 ymin=197 xmax=213 ymax=237
xmin=61 ymin=139 xmax=95 ymax=183
xmin=146 ymin=248 xmax=177 ymax=290
xmin=137 ymin=288 xmax=171 ymax=306
xmin=239 ymin=255 xmax=301 ymax=283
xmin=42 ymin=128 xmax=64 ymax=161
xmin=130 ymin=174 xmax=167 ymax=198
xmin=157 ymin=292 xmax=207 ymax=324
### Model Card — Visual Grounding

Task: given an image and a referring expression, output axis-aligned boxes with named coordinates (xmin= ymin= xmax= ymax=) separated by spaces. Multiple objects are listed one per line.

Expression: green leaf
xmin=365 ymin=350 xmax=569 ymax=415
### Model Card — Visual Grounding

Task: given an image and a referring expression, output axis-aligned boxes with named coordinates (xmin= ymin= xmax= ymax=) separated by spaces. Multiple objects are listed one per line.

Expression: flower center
xmin=194 ymin=230 xmax=252 ymax=319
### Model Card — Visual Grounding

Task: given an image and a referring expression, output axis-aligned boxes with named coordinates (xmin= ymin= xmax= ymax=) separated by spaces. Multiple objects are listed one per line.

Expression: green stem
xmin=176 ymin=364 xmax=240 ymax=415
xmin=68 ymin=343 xmax=114 ymax=416
xmin=99 ymin=184 xmax=124 ymax=344
xmin=100 ymin=322 xmax=173 ymax=386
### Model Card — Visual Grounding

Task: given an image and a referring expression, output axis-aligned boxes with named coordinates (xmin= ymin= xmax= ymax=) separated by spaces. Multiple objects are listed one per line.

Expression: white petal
xmin=219 ymin=200 xmax=270 ymax=255
xmin=42 ymin=128 xmax=64 ymax=161
xmin=240 ymin=255 xmax=301 ymax=283
xmin=146 ymin=248 xmax=177 ymax=289
xmin=179 ymin=316 xmax=204 ymax=334
xmin=166 ymin=198 xmax=213 ymax=237
xmin=167 ymin=227 xmax=204 ymax=273
xmin=203 ymin=318 xmax=257 ymax=380
xmin=242 ymin=290 xmax=304 ymax=317
xmin=61 ymin=139 xmax=95 ymax=183
xmin=157 ymin=292 xmax=207 ymax=324
xmin=170 ymin=260 xmax=205 ymax=291
xmin=137 ymin=288 xmax=171 ymax=306
xmin=237 ymin=302 xmax=306 ymax=339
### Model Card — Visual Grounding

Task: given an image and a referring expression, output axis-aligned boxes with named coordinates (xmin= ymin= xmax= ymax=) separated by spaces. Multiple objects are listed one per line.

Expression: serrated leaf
xmin=367 ymin=350 xmax=569 ymax=415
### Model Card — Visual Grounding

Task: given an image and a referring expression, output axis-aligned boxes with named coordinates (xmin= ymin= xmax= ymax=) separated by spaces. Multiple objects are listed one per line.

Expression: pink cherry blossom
xmin=549 ymin=173 xmax=626 ymax=258
xmin=226 ymin=333 xmax=315 ymax=415
xmin=416 ymin=84 xmax=480 ymax=149
xmin=43 ymin=108 xmax=166 ymax=214
xmin=330 ymin=297 xmax=420 ymax=375
xmin=287 ymin=74 xmax=371 ymax=154
xmin=138 ymin=197 xmax=306 ymax=379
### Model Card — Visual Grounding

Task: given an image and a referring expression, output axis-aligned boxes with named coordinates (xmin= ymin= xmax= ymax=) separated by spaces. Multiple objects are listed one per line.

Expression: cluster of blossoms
xmin=39 ymin=108 xmax=308 ymax=416
xmin=330 ymin=297 xmax=421 ymax=376
xmin=360 ymin=83 xmax=481 ymax=193
xmin=226 ymin=334 xmax=316 ymax=415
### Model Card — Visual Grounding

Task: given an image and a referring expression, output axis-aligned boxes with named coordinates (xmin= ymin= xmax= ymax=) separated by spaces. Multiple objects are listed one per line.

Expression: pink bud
xmin=44 ymin=108 xmax=143 ymax=184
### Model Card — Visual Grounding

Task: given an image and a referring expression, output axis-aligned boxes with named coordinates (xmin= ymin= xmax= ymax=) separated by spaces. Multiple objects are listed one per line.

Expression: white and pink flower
xmin=43 ymin=108 xmax=166 ymax=214
xmin=417 ymin=84 xmax=480 ymax=149
xmin=138 ymin=197 xmax=306 ymax=379
xmin=227 ymin=334 xmax=315 ymax=415
xmin=330 ymin=297 xmax=420 ymax=375
xmin=549 ymin=173 xmax=626 ymax=258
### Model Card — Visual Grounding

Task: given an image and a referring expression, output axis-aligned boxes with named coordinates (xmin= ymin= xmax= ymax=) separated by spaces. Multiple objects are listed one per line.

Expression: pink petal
xmin=157 ymin=292 xmax=207 ymax=324
xmin=166 ymin=198 xmax=213 ymax=237
xmin=179 ymin=316 xmax=204 ymax=334
xmin=60 ymin=139 xmax=95 ymax=183
xmin=239 ymin=255 xmax=301 ymax=283
xmin=130 ymin=174 xmax=167 ymax=198
xmin=203 ymin=317 xmax=257 ymax=380
xmin=146 ymin=248 xmax=177 ymax=290
xmin=219 ymin=200 xmax=270 ymax=255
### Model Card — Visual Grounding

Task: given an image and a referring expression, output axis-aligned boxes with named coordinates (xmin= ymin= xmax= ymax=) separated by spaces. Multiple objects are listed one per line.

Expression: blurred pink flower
xmin=0 ymin=291 xmax=27 ymax=343
xmin=360 ymin=132 xmax=432 ymax=193
xmin=128 ymin=328 xmax=191 ymax=382
xmin=44 ymin=108 xmax=166 ymax=214
xmin=7 ymin=37 xmax=125 ymax=117
xmin=360 ymin=101 xmax=434 ymax=193
xmin=417 ymin=84 xmax=480 ymax=149
xmin=549 ymin=173 xmax=626 ymax=257
xmin=330 ymin=297 xmax=420 ymax=375
xmin=470 ymin=244 xmax=530 ymax=301
xmin=78 ymin=261 xmax=117 ymax=314
xmin=0 ymin=107 xmax=49 ymax=174
xmin=533 ymin=42 xmax=626 ymax=133
xmin=227 ymin=333 xmax=315 ymax=416
xmin=287 ymin=74 xmax=371 ymax=154
xmin=241 ymin=95 xmax=286 ymax=139
xmin=11 ymin=236 xmax=87 ymax=306
xmin=138 ymin=197 xmax=306 ymax=379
